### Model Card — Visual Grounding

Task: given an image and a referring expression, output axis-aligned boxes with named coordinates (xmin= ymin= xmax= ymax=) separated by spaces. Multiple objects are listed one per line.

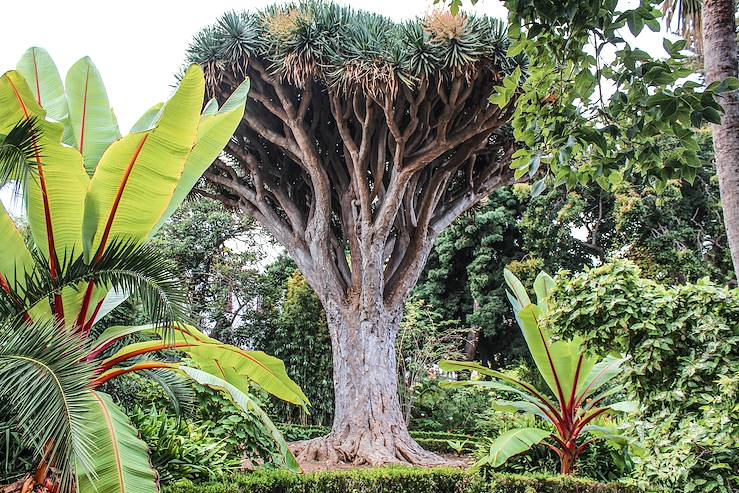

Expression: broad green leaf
xmin=548 ymin=339 xmax=595 ymax=406
xmin=0 ymin=70 xmax=89 ymax=323
xmin=187 ymin=344 xmax=309 ymax=408
xmin=439 ymin=360 xmax=558 ymax=413
xmin=82 ymin=65 xmax=205 ymax=261
xmin=503 ymin=268 xmax=531 ymax=310
xmin=479 ymin=428 xmax=551 ymax=469
xmin=101 ymin=323 xmax=309 ymax=407
xmin=16 ymin=47 xmax=68 ymax=122
xmin=513 ymin=305 xmax=561 ymax=399
xmin=65 ymin=57 xmax=121 ymax=175
xmin=576 ymin=354 xmax=626 ymax=402
xmin=91 ymin=288 xmax=129 ymax=326
xmin=151 ymin=78 xmax=249 ymax=234
xmin=129 ymin=103 xmax=164 ymax=133
xmin=606 ymin=400 xmax=638 ymax=413
xmin=490 ymin=399 xmax=550 ymax=420
xmin=532 ymin=270 xmax=555 ymax=314
xmin=77 ymin=391 xmax=157 ymax=493
xmin=179 ymin=366 xmax=302 ymax=473
xmin=0 ymin=203 xmax=53 ymax=320
xmin=0 ymin=202 xmax=35 ymax=294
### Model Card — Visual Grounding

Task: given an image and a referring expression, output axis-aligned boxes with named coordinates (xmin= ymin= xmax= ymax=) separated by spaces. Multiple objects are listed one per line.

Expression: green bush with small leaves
xmin=163 ymin=468 xmax=637 ymax=493
xmin=548 ymin=261 xmax=739 ymax=492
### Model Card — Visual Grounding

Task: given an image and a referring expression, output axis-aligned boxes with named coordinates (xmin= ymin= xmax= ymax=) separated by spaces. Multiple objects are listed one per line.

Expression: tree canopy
xmin=187 ymin=3 xmax=520 ymax=306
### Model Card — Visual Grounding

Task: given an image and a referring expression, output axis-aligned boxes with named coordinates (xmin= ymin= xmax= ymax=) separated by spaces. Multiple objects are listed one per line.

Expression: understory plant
xmin=441 ymin=269 xmax=634 ymax=474
xmin=549 ymin=261 xmax=739 ymax=491
xmin=0 ymin=48 xmax=307 ymax=493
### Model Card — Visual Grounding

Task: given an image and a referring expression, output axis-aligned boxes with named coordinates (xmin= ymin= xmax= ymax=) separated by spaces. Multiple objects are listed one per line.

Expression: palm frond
xmin=663 ymin=0 xmax=703 ymax=55
xmin=0 ymin=317 xmax=97 ymax=493
xmin=141 ymin=368 xmax=197 ymax=419
xmin=0 ymin=118 xmax=40 ymax=191
xmin=2 ymin=239 xmax=190 ymax=328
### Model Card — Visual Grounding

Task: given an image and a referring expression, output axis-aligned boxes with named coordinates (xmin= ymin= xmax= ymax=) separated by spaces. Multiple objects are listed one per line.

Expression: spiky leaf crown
xmin=187 ymin=1 xmax=516 ymax=95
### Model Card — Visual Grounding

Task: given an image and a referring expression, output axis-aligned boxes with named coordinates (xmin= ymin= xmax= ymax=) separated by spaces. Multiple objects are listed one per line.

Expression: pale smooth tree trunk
xmin=291 ymin=292 xmax=443 ymax=465
xmin=704 ymin=0 xmax=739 ymax=281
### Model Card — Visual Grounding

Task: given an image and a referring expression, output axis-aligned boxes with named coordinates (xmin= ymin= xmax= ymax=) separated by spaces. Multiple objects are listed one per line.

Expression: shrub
xmin=410 ymin=378 xmax=493 ymax=434
xmin=549 ymin=260 xmax=739 ymax=491
xmin=163 ymin=468 xmax=637 ymax=493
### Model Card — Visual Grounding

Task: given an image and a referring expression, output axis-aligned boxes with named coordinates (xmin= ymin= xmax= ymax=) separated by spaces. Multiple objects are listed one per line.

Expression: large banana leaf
xmin=0 ymin=71 xmax=89 ymax=263
xmin=152 ymin=78 xmax=250 ymax=234
xmin=0 ymin=202 xmax=35 ymax=294
xmin=16 ymin=47 xmax=68 ymax=123
xmin=77 ymin=391 xmax=157 ymax=493
xmin=1 ymin=70 xmax=89 ymax=323
xmin=477 ymin=428 xmax=551 ymax=469
xmin=98 ymin=323 xmax=309 ymax=407
xmin=439 ymin=359 xmax=560 ymax=422
xmin=179 ymin=366 xmax=302 ymax=474
xmin=575 ymin=354 xmax=626 ymax=404
xmin=65 ymin=57 xmax=120 ymax=175
xmin=82 ymin=64 xmax=204 ymax=261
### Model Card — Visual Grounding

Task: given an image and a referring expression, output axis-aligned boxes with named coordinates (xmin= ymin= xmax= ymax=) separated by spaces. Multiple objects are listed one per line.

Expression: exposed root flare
xmin=289 ymin=432 xmax=449 ymax=467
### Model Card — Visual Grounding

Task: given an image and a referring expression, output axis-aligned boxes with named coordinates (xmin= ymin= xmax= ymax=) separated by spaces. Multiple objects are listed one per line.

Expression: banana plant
xmin=0 ymin=47 xmax=308 ymax=493
xmin=440 ymin=269 xmax=634 ymax=475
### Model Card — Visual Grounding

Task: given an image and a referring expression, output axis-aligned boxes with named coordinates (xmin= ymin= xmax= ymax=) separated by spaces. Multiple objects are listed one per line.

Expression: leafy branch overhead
xmin=447 ymin=0 xmax=739 ymax=196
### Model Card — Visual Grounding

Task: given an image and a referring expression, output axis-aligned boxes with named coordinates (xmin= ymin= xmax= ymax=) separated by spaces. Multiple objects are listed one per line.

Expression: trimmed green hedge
xmin=164 ymin=467 xmax=637 ymax=493
xmin=415 ymin=438 xmax=478 ymax=454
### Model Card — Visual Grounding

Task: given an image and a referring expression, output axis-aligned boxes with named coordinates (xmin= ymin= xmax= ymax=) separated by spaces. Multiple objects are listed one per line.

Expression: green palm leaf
xmin=0 ymin=318 xmax=96 ymax=493
xmin=476 ymin=428 xmax=551 ymax=470
xmin=0 ymin=117 xmax=39 ymax=187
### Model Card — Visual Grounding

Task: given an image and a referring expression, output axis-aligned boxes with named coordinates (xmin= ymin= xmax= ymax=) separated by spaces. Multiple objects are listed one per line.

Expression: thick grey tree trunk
xmin=704 ymin=0 xmax=739 ymax=281
xmin=291 ymin=295 xmax=443 ymax=465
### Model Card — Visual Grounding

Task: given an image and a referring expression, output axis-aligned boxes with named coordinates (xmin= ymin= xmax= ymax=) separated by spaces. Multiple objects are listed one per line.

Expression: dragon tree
xmin=188 ymin=3 xmax=519 ymax=465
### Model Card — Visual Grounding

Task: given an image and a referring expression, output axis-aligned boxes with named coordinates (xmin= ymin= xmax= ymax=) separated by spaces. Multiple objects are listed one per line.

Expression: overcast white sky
xmin=0 ymin=0 xmax=506 ymax=132
xmin=0 ymin=0 xmax=672 ymax=214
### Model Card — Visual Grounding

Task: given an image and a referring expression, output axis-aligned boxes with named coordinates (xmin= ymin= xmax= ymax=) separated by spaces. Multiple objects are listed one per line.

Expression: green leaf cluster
xmin=548 ymin=260 xmax=739 ymax=491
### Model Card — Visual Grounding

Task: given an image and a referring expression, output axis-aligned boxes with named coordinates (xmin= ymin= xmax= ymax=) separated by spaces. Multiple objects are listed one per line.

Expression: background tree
xmin=188 ymin=3 xmax=519 ymax=465
xmin=415 ymin=133 xmax=731 ymax=363
xmin=414 ymin=187 xmax=529 ymax=363
xmin=149 ymin=197 xmax=263 ymax=342
xmin=249 ymin=269 xmax=335 ymax=427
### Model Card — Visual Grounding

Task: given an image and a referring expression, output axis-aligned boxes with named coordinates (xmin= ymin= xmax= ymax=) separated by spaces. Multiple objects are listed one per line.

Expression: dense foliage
xmin=0 ymin=48 xmax=308 ymax=493
xmin=163 ymin=467 xmax=636 ymax=493
xmin=549 ymin=261 xmax=739 ymax=491
xmin=442 ymin=270 xmax=633 ymax=475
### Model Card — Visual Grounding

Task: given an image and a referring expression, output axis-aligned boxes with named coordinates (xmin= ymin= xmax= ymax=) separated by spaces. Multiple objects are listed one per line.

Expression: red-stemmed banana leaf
xmin=475 ymin=428 xmax=551 ymax=470
xmin=76 ymin=391 xmax=157 ymax=493
xmin=81 ymin=64 xmax=204 ymax=261
xmin=16 ymin=47 xmax=68 ymax=124
xmin=97 ymin=323 xmax=309 ymax=408
xmin=0 ymin=202 xmax=52 ymax=320
xmin=65 ymin=57 xmax=121 ymax=175
xmin=0 ymin=70 xmax=90 ymax=323
xmin=152 ymin=78 xmax=250 ymax=234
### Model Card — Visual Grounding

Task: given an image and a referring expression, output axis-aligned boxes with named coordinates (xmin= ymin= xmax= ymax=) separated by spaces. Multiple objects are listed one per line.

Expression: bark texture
xmin=704 ymin=0 xmax=739 ymax=281
xmin=291 ymin=301 xmax=442 ymax=464
xmin=200 ymin=21 xmax=517 ymax=464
